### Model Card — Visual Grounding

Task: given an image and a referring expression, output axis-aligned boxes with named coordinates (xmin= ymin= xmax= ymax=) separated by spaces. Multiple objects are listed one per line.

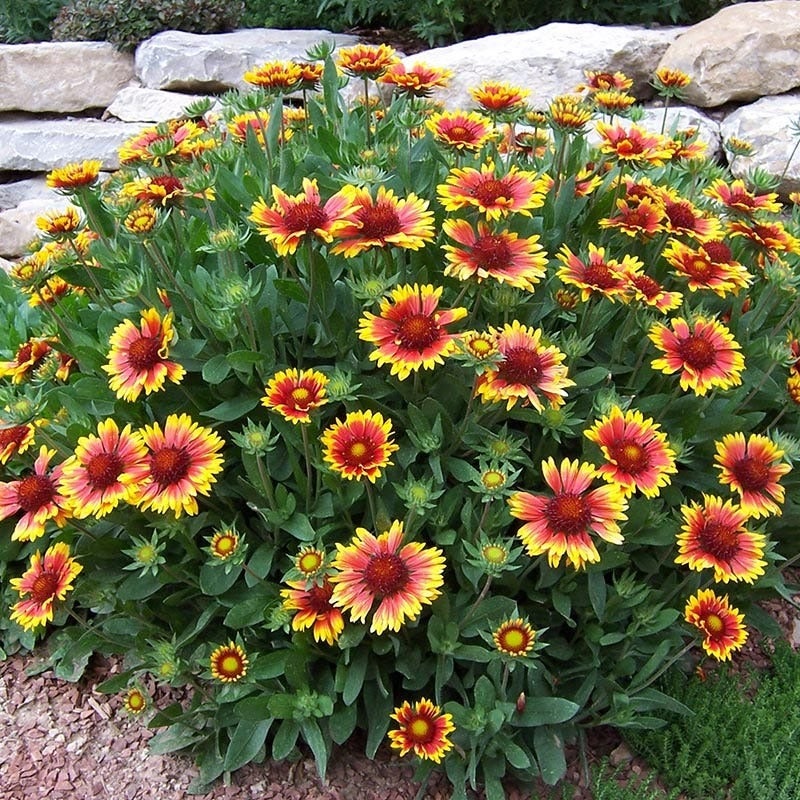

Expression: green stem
xmin=300 ymin=424 xmax=314 ymax=514
xmin=463 ymin=575 xmax=493 ymax=623
xmin=364 ymin=480 xmax=377 ymax=529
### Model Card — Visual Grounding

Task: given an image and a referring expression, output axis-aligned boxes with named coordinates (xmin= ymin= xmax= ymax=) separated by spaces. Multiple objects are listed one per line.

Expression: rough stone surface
xmin=658 ymin=0 xmax=800 ymax=107
xmin=0 ymin=176 xmax=62 ymax=211
xmin=135 ymin=29 xmax=360 ymax=92
xmin=719 ymin=94 xmax=800 ymax=195
xmin=0 ymin=197 xmax=71 ymax=258
xmin=0 ymin=42 xmax=134 ymax=113
xmin=0 ymin=116 xmax=144 ymax=172
xmin=105 ymin=86 xmax=211 ymax=122
xmin=402 ymin=23 xmax=683 ymax=111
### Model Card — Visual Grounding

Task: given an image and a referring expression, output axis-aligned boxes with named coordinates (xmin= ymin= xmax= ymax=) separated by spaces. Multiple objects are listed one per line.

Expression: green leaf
xmin=96 ymin=670 xmax=136 ymax=694
xmin=199 ymin=563 xmax=241 ymax=596
xmin=201 ymin=395 xmax=260 ymax=422
xmin=149 ymin=724 xmax=202 ymax=754
xmin=343 ymin=647 xmax=369 ymax=706
xmin=514 ymin=697 xmax=579 ymax=726
xmin=274 ymin=278 xmax=308 ymax=302
xmin=202 ymin=354 xmax=231 ymax=384
xmin=223 ymin=592 xmax=269 ymax=628
xmin=300 ymin=719 xmax=329 ymax=779
xmin=268 ymin=692 xmax=297 ymax=719
xmin=534 ymin=727 xmax=566 ymax=785
xmin=235 ymin=695 xmax=272 ymax=721
xmin=223 ymin=719 xmax=271 ymax=771
xmin=504 ymin=740 xmax=531 ymax=769
xmin=281 ymin=512 xmax=317 ymax=541
xmin=248 ymin=650 xmax=288 ymax=680
xmin=117 ymin=572 xmax=162 ymax=601
xmin=272 ymin=719 xmax=300 ymax=760
xmin=364 ymin=679 xmax=394 ymax=758
xmin=587 ymin=570 xmax=607 ymax=621
xmin=328 ymin=703 xmax=357 ymax=745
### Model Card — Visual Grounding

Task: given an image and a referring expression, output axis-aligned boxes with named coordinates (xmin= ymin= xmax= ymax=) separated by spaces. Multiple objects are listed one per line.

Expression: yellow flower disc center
xmin=349 ymin=442 xmax=368 ymax=459
xmin=482 ymin=545 xmax=508 ymax=565
xmin=291 ymin=387 xmax=311 ymax=403
xmin=298 ymin=551 xmax=323 ymax=573
xmin=481 ymin=470 xmax=506 ymax=490
xmin=705 ymin=613 xmax=724 ymax=634
xmin=409 ymin=717 xmax=433 ymax=741
xmin=221 ymin=655 xmax=241 ymax=674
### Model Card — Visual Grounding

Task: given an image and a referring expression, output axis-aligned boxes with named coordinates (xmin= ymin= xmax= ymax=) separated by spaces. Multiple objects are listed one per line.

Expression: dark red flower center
xmin=407 ymin=714 xmax=435 ymax=743
xmin=704 ymin=613 xmax=725 ymax=635
xmin=85 ymin=451 xmax=124 ymax=490
xmin=284 ymin=201 xmax=327 ymax=234
xmin=444 ymin=124 xmax=471 ymax=142
xmin=0 ymin=425 xmax=29 ymax=450
xmin=678 ymin=334 xmax=717 ymax=370
xmin=608 ymin=440 xmax=649 ymax=473
xmin=698 ymin=520 xmax=739 ymax=561
xmin=545 ymin=493 xmax=592 ymax=535
xmin=358 ymin=203 xmax=401 ymax=239
xmin=305 ymin=581 xmax=335 ymax=614
xmin=687 ymin=257 xmax=713 ymax=278
xmin=290 ymin=386 xmax=313 ymax=408
xmin=631 ymin=275 xmax=661 ymax=298
xmin=396 ymin=313 xmax=440 ymax=351
xmin=665 ymin=201 xmax=697 ymax=230
xmin=471 ymin=178 xmax=508 ymax=206
xmin=149 ymin=446 xmax=191 ymax=485
xmin=363 ymin=552 xmax=409 ymax=597
xmin=30 ymin=571 xmax=61 ymax=603
xmin=127 ymin=336 xmax=163 ymax=370
xmin=498 ymin=347 xmax=542 ymax=385
xmin=16 ymin=474 xmax=55 ymax=512
xmin=583 ymin=261 xmax=619 ymax=289
xmin=472 ymin=234 xmax=511 ymax=271
xmin=731 ymin=456 xmax=771 ymax=491
xmin=702 ymin=241 xmax=733 ymax=263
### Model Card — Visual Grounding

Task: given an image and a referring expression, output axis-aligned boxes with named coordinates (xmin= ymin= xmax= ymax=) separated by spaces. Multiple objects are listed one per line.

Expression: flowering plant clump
xmin=0 ymin=44 xmax=798 ymax=797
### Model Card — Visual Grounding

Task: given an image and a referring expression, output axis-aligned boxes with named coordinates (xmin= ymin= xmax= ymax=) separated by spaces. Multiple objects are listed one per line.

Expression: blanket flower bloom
xmin=389 ymin=698 xmax=455 ymax=762
xmin=46 ymin=160 xmax=102 ymax=191
xmin=321 ymin=410 xmax=398 ymax=482
xmin=0 ymin=422 xmax=36 ymax=465
xmin=508 ymin=458 xmax=628 ymax=570
xmin=684 ymin=589 xmax=747 ymax=661
xmin=281 ymin=577 xmax=345 ymax=645
xmin=426 ymin=111 xmax=495 ymax=151
xmin=556 ymin=243 xmax=637 ymax=302
xmin=262 ymin=368 xmax=329 ymax=424
xmin=662 ymin=238 xmax=752 ymax=297
xmin=336 ymin=43 xmax=399 ymax=80
xmin=493 ymin=618 xmax=536 ymax=657
xmin=469 ymin=80 xmax=530 ymax=114
xmin=380 ymin=61 xmax=452 ymax=97
xmin=330 ymin=521 xmax=445 ymax=634
xmin=209 ymin=642 xmax=248 ymax=682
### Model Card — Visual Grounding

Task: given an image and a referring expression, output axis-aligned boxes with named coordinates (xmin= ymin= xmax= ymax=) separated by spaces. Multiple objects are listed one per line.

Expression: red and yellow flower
xmin=425 ymin=110 xmax=495 ymax=152
xmin=625 ymin=272 xmax=683 ymax=313
xmin=330 ymin=520 xmax=445 ymax=634
xmin=243 ymin=59 xmax=302 ymax=91
xmin=58 ymin=419 xmax=147 ymax=519
xmin=548 ymin=94 xmax=593 ymax=132
xmin=649 ymin=316 xmax=744 ymax=396
xmin=585 ymin=406 xmax=677 ymax=498
xmin=493 ymin=618 xmax=536 ymax=657
xmin=0 ymin=421 xmax=36 ymax=465
xmin=336 ymin=43 xmax=399 ymax=80
xmin=208 ymin=528 xmax=240 ymax=561
xmin=126 ymin=414 xmax=225 ymax=518
xmin=10 ymin=542 xmax=82 ymax=630
xmin=442 ymin=219 xmax=547 ymax=290
xmin=469 ymin=80 xmax=529 ymax=114
xmin=556 ymin=243 xmax=637 ymax=302
xmin=123 ymin=687 xmax=147 ymax=714
xmin=119 ymin=175 xmax=189 ymax=207
xmin=476 ymin=321 xmax=574 ymax=411
xmin=103 ymin=308 xmax=186 ymax=402
xmin=281 ymin=577 xmax=345 ymax=645
xmin=262 ymin=368 xmax=329 ymax=424
xmin=675 ymin=494 xmax=766 ymax=583
xmin=508 ymin=458 xmax=628 ymax=570
xmin=389 ymin=698 xmax=455 ymax=763
xmin=599 ymin=197 xmax=664 ymax=239
xmin=577 ymin=70 xmax=633 ymax=93
xmin=662 ymin=238 xmax=751 ymax=297
xmin=321 ymin=409 xmax=398 ymax=483
xmin=35 ymin=207 xmax=82 ymax=238
xmin=358 ymin=284 xmax=467 ymax=380
xmin=380 ymin=61 xmax=452 ymax=97
xmin=0 ymin=338 xmax=56 ymax=383
xmin=661 ymin=196 xmax=721 ymax=241
xmin=684 ymin=589 xmax=747 ymax=661
xmin=727 ymin=218 xmax=800 ymax=259
xmin=704 ymin=178 xmax=781 ymax=215
xmin=714 ymin=432 xmax=791 ymax=518
xmin=595 ymin=122 xmax=671 ymax=167
xmin=209 ymin=642 xmax=248 ymax=682
xmin=46 ymin=160 xmax=102 ymax=191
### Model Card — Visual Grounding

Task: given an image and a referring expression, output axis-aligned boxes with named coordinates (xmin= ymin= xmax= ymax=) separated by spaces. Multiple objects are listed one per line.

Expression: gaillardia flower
xmin=209 ymin=641 xmax=248 ymax=682
xmin=662 ymin=238 xmax=751 ymax=297
xmin=595 ymin=122 xmax=671 ymax=167
xmin=58 ymin=419 xmax=148 ymax=518
xmin=358 ymin=284 xmax=467 ymax=380
xmin=493 ymin=618 xmax=536 ymax=657
xmin=476 ymin=321 xmax=574 ymax=411
xmin=103 ymin=308 xmax=186 ymax=402
xmin=123 ymin=687 xmax=147 ymax=714
xmin=243 ymin=59 xmax=302 ymax=91
xmin=714 ymin=432 xmax=791 ymax=518
xmin=336 ymin=43 xmax=399 ymax=80
xmin=380 ymin=61 xmax=452 ymax=97
xmin=10 ymin=542 xmax=82 ymax=630
xmin=584 ymin=406 xmax=677 ymax=498
xmin=556 ymin=243 xmax=637 ymax=302
xmin=281 ymin=577 xmax=345 ymax=645
xmin=46 ymin=160 xmax=102 ymax=191
xmin=508 ymin=458 xmax=628 ymax=570
xmin=649 ymin=316 xmax=744 ymax=396
xmin=469 ymin=80 xmax=530 ymax=114
xmin=425 ymin=110 xmax=495 ymax=151
xmin=0 ymin=421 xmax=36 ymax=465
xmin=321 ymin=409 xmax=398 ymax=482
xmin=675 ymin=494 xmax=766 ymax=583
xmin=330 ymin=520 xmax=445 ymax=634
xmin=127 ymin=414 xmax=225 ymax=517
xmin=208 ymin=527 xmax=240 ymax=561
xmin=0 ymin=446 xmax=70 ymax=542
xmin=389 ymin=698 xmax=455 ymax=763
xmin=684 ymin=589 xmax=747 ymax=661
xmin=262 ymin=368 xmax=329 ymax=424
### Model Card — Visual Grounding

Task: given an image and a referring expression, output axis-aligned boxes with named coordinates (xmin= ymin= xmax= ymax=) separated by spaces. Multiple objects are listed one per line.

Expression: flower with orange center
xmin=660 ymin=196 xmax=721 ymax=241
xmin=124 ymin=205 xmax=159 ymax=235
xmin=358 ymin=283 xmax=467 ymax=380
xmin=336 ymin=43 xmax=399 ymax=80
xmin=662 ymin=238 xmax=752 ymax=297
xmin=585 ymin=406 xmax=677 ymax=498
xmin=493 ymin=618 xmax=536 ymax=657
xmin=437 ymin=162 xmax=550 ymax=221
xmin=556 ymin=243 xmax=637 ymax=302
xmin=476 ymin=321 xmax=574 ymax=411
xmin=209 ymin=642 xmax=248 ymax=682
xmin=548 ymin=94 xmax=594 ymax=132
xmin=58 ymin=419 xmax=148 ymax=519
xmin=46 ymin=160 xmax=102 ymax=191
xmin=120 ymin=175 xmax=187 ymax=207
xmin=425 ymin=110 xmax=495 ymax=152
xmin=35 ymin=206 xmax=82 ymax=238
xmin=262 ymin=368 xmax=329 ymax=424
xmin=295 ymin=545 xmax=326 ymax=577
xmin=9 ymin=541 xmax=82 ymax=631
xmin=592 ymin=90 xmax=637 ymax=115
xmin=0 ymin=421 xmax=36 ymax=465
xmin=508 ymin=457 xmax=627 ymax=570
xmin=675 ymin=494 xmax=766 ymax=583
xmin=281 ymin=577 xmax=345 ymax=645
xmin=389 ymin=698 xmax=455 ymax=763
xmin=469 ymin=80 xmax=530 ymax=114
xmin=0 ymin=446 xmax=71 ymax=542
xmin=625 ymin=272 xmax=683 ymax=313
xmin=459 ymin=330 xmax=499 ymax=361
xmin=703 ymin=179 xmax=781 ymax=216
xmin=250 ymin=178 xmax=355 ymax=256
xmin=663 ymin=131 xmax=707 ymax=162
xmin=684 ymin=589 xmax=747 ymax=661
xmin=330 ymin=520 xmax=445 ymax=634
xmin=380 ymin=61 xmax=452 ymax=97
xmin=118 ymin=119 xmax=213 ymax=165
xmin=320 ymin=409 xmax=398 ymax=483
xmin=330 ymin=185 xmax=435 ymax=257
xmin=442 ymin=219 xmax=548 ymax=290
xmin=653 ymin=66 xmax=692 ymax=93
xmin=103 ymin=308 xmax=186 ymax=402
xmin=209 ymin=528 xmax=240 ymax=561
xmin=595 ymin=122 xmax=672 ymax=167
xmin=123 ymin=687 xmax=147 ymax=714
xmin=243 ymin=60 xmax=302 ymax=91
xmin=295 ymin=61 xmax=324 ymax=90
xmin=649 ymin=316 xmax=744 ymax=396
xmin=714 ymin=432 xmax=791 ymax=519
xmin=600 ymin=197 xmax=664 ymax=239
xmin=577 ymin=70 xmax=633 ymax=93
xmin=727 ymin=219 xmax=800 ymax=259
xmin=126 ymin=413 xmax=225 ymax=518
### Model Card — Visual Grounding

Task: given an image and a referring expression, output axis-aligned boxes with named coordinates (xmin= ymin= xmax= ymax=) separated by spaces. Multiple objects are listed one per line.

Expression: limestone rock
xmin=403 ymin=24 xmax=683 ymax=111
xmin=0 ymin=177 xmax=62 ymax=211
xmin=0 ymin=197 xmax=71 ymax=258
xmin=658 ymin=1 xmax=800 ymax=107
xmin=105 ymin=87 xmax=211 ymax=123
xmin=0 ymin=42 xmax=134 ymax=113
xmin=719 ymin=94 xmax=800 ymax=195
xmin=135 ymin=29 xmax=360 ymax=92
xmin=0 ymin=116 xmax=145 ymax=172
